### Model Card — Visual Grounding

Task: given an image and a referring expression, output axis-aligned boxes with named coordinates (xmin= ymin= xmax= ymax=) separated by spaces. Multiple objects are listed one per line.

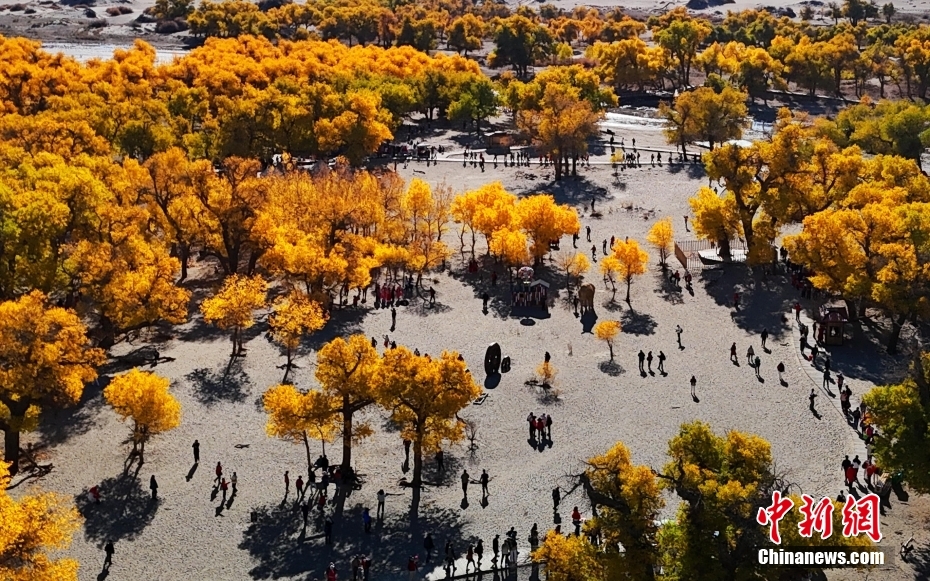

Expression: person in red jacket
xmin=326 ymin=563 xmax=337 ymax=581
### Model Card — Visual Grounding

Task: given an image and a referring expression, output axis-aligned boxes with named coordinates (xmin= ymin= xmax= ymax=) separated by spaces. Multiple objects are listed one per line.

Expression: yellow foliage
xmin=315 ymin=334 xmax=380 ymax=467
xmin=533 ymin=532 xmax=604 ymax=581
xmin=375 ymin=347 xmax=479 ymax=489
xmin=536 ymin=361 xmax=558 ymax=387
xmin=594 ymin=320 xmax=621 ymax=360
xmin=608 ymin=238 xmax=649 ymax=304
xmin=516 ymin=194 xmax=581 ymax=261
xmin=0 ymin=460 xmax=81 ymax=581
xmin=268 ymin=291 xmax=327 ymax=366
xmin=104 ymin=368 xmax=181 ymax=460
xmin=646 ymin=217 xmax=674 ymax=267
xmin=263 ymin=383 xmax=339 ymax=471
xmin=201 ymin=274 xmax=267 ymax=355
xmin=0 ymin=291 xmax=103 ymax=472
xmin=489 ymin=228 xmax=529 ymax=270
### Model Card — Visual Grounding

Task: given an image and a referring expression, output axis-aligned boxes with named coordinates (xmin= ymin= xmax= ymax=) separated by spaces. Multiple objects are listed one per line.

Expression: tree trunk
xmin=4 ymin=428 xmax=20 ymax=475
xmin=303 ymin=431 xmax=313 ymax=478
xmin=608 ymin=343 xmax=614 ymax=361
xmin=625 ymin=277 xmax=632 ymax=304
xmin=887 ymin=312 xmax=908 ymax=354
xmin=178 ymin=243 xmax=191 ymax=283
xmin=341 ymin=398 xmax=353 ymax=473
xmin=411 ymin=429 xmax=423 ymax=516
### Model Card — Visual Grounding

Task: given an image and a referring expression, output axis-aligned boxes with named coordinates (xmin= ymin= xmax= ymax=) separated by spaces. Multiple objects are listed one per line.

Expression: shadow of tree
xmin=700 ymin=266 xmax=908 ymax=385
xmin=598 ymin=361 xmax=625 ymax=377
xmin=37 ymin=374 xmax=111 ymax=448
xmin=655 ymin=273 xmax=685 ymax=305
xmin=239 ymin=501 xmax=467 ymax=580
xmin=519 ymin=175 xmax=611 ymax=211
xmin=621 ymin=310 xmax=657 ymax=336
xmin=186 ymin=358 xmax=252 ymax=406
xmin=76 ymin=471 xmax=160 ymax=544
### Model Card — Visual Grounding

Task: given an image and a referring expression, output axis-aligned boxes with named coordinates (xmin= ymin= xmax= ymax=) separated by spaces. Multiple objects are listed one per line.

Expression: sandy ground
xmin=3 ymin=118 xmax=926 ymax=581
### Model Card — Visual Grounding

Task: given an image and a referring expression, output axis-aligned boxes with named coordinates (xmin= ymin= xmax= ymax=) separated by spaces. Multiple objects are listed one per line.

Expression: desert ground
xmin=2 ymin=116 xmax=926 ymax=581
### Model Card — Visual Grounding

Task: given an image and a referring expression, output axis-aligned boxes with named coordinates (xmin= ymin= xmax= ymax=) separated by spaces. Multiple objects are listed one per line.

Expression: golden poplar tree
xmin=608 ymin=239 xmax=649 ymax=306
xmin=516 ymin=195 xmax=581 ymax=262
xmin=103 ymin=368 xmax=182 ymax=464
xmin=533 ymin=532 xmax=604 ymax=581
xmin=375 ymin=347 xmax=480 ymax=512
xmin=646 ymin=217 xmax=674 ymax=268
xmin=315 ymin=335 xmax=381 ymax=473
xmin=0 ymin=292 xmax=104 ymax=474
xmin=263 ymin=384 xmax=339 ymax=477
xmin=0 ymin=461 xmax=82 ymax=581
xmin=201 ymin=274 xmax=267 ymax=357
xmin=594 ymin=320 xmax=621 ymax=360
xmin=268 ymin=291 xmax=328 ymax=379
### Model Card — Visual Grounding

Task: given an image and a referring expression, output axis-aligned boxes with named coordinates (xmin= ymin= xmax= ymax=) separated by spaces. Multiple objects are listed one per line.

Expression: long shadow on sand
xmin=76 ymin=470 xmax=160 ymax=544
xmin=519 ymin=175 xmax=611 ymax=211
xmin=701 ymin=266 xmax=907 ymax=385
xmin=186 ymin=358 xmax=253 ymax=406
xmin=239 ymin=501 xmax=468 ymax=580
xmin=37 ymin=375 xmax=112 ymax=449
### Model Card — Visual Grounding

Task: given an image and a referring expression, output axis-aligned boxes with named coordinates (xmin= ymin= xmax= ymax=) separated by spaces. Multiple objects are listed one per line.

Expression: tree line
xmin=150 ymin=0 xmax=930 ymax=101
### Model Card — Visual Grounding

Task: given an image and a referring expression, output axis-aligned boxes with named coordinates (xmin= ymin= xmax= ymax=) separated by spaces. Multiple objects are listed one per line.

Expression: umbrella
xmin=517 ymin=267 xmax=534 ymax=280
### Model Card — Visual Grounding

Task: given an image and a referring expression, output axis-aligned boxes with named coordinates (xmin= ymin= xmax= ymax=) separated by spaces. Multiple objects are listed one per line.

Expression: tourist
xmin=658 ymin=351 xmax=666 ymax=373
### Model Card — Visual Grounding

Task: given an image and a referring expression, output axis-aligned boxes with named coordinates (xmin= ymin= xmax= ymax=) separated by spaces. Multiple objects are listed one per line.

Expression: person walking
xmin=638 ymin=350 xmax=646 ymax=373
xmin=476 ymin=539 xmax=484 ymax=568
xmin=646 ymin=351 xmax=654 ymax=373
xmin=326 ymin=563 xmax=337 ymax=581
xmin=602 ymin=239 xmax=607 ymax=255
xmin=466 ymin=545 xmax=476 ymax=572
xmin=657 ymin=351 xmax=666 ymax=373
xmin=761 ymin=328 xmax=769 ymax=349
xmin=545 ymin=413 xmax=553 ymax=440
xmin=215 ymin=461 xmax=223 ymax=484
xmin=591 ymin=245 xmax=597 ymax=262
xmin=104 ymin=540 xmax=115 ymax=569
xmin=809 ymin=389 xmax=818 ymax=413
xmin=436 ymin=449 xmax=445 ymax=473
xmin=192 ymin=440 xmax=200 ymax=464
xmin=746 ymin=345 xmax=755 ymax=366
xmin=754 ymin=356 xmax=762 ymax=378
xmin=377 ymin=489 xmax=386 ymax=519
xmin=810 ymin=344 xmax=819 ymax=365
xmin=284 ymin=470 xmax=290 ymax=496
xmin=461 ymin=469 xmax=469 ymax=498
xmin=571 ymin=506 xmax=582 ymax=536
xmin=429 ymin=287 xmax=436 ymax=306
xmin=220 ymin=477 xmax=229 ymax=503
xmin=586 ymin=225 xmax=591 ymax=242
xmin=445 ymin=540 xmax=456 ymax=575
xmin=391 ymin=307 xmax=396 ymax=327
xmin=480 ymin=469 xmax=490 ymax=497
xmin=424 ymin=533 xmax=435 ymax=562
xmin=676 ymin=325 xmax=683 ymax=348
xmin=492 ymin=534 xmax=500 ymax=568
xmin=230 ymin=471 xmax=237 ymax=494
xmin=730 ymin=342 xmax=738 ymax=363
xmin=149 ymin=475 xmax=158 ymax=500
xmin=527 ymin=412 xmax=536 ymax=440
xmin=296 ymin=475 xmax=304 ymax=500
xmin=363 ymin=507 xmax=372 ymax=533
xmin=823 ymin=368 xmax=831 ymax=389
xmin=552 ymin=487 xmax=561 ymax=510
xmin=794 ymin=302 xmax=802 ymax=322
xmin=482 ymin=292 xmax=489 ymax=311
xmin=407 ymin=555 xmax=419 ymax=581
xmin=690 ymin=376 xmax=697 ymax=399
xmin=777 ymin=362 xmax=785 ymax=383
